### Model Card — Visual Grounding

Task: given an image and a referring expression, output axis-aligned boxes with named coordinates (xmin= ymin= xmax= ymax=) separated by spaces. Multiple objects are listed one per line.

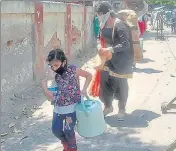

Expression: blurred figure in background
xmin=171 ymin=11 xmax=176 ymax=34
xmin=93 ymin=13 xmax=100 ymax=46
xmin=165 ymin=9 xmax=172 ymax=27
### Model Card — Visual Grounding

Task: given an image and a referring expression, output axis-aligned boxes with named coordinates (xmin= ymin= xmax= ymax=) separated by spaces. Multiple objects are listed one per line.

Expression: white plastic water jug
xmin=46 ymin=65 xmax=57 ymax=92
xmin=76 ymin=97 xmax=106 ymax=138
xmin=47 ymin=80 xmax=58 ymax=105
xmin=47 ymin=80 xmax=57 ymax=92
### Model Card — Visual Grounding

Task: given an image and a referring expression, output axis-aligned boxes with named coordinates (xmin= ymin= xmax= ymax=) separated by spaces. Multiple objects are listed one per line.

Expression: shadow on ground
xmin=133 ymin=67 xmax=163 ymax=74
xmin=105 ymin=110 xmax=160 ymax=128
xmin=1 ymin=84 xmax=45 ymax=138
xmin=1 ymin=112 xmax=165 ymax=151
xmin=142 ymin=31 xmax=157 ymax=41
xmin=2 ymin=117 xmax=165 ymax=151
xmin=165 ymin=35 xmax=176 ymax=39
xmin=139 ymin=58 xmax=155 ymax=64
xmin=143 ymin=28 xmax=176 ymax=41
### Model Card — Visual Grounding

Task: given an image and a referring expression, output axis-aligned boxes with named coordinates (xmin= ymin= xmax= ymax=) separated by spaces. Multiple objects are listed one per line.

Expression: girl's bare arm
xmin=76 ymin=68 xmax=92 ymax=92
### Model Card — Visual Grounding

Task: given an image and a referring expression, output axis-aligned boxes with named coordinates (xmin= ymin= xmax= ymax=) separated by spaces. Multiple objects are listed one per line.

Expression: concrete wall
xmin=1 ymin=2 xmax=35 ymax=96
xmin=1 ymin=1 xmax=93 ymax=96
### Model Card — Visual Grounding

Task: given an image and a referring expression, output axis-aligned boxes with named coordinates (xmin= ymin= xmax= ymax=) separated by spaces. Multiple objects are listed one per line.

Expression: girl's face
xmin=49 ymin=59 xmax=62 ymax=71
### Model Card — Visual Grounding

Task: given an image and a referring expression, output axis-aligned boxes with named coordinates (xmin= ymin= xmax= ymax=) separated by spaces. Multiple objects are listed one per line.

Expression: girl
xmin=41 ymin=48 xmax=92 ymax=151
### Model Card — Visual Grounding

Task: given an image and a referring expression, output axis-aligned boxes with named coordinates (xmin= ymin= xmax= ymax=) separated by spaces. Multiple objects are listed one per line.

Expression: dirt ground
xmin=1 ymin=28 xmax=176 ymax=151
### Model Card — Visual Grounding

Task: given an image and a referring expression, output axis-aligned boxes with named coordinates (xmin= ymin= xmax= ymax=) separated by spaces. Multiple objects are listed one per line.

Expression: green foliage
xmin=146 ymin=0 xmax=176 ymax=5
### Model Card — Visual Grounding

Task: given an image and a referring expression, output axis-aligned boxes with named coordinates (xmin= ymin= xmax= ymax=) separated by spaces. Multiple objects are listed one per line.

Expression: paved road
xmin=1 ymin=30 xmax=176 ymax=151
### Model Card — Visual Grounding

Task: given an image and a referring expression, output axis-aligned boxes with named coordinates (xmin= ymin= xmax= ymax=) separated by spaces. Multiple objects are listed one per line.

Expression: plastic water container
xmin=76 ymin=97 xmax=106 ymax=138
xmin=47 ymin=80 xmax=58 ymax=105
xmin=47 ymin=80 xmax=57 ymax=92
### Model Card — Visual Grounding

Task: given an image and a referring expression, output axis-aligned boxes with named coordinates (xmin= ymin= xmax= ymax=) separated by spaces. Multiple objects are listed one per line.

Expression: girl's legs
xmin=64 ymin=112 xmax=77 ymax=151
xmin=52 ymin=112 xmax=77 ymax=151
xmin=52 ymin=112 xmax=67 ymax=151
xmin=52 ymin=112 xmax=66 ymax=141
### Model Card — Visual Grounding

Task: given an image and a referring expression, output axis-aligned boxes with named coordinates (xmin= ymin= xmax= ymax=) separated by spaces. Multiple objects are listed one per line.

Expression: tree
xmin=145 ymin=0 xmax=176 ymax=5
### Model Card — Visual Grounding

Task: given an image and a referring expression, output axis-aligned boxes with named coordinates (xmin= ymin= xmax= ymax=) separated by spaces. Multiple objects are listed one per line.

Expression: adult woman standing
xmin=95 ymin=2 xmax=134 ymax=117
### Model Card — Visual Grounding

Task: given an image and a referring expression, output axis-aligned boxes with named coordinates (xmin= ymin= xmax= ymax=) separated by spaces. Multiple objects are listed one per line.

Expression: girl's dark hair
xmin=47 ymin=48 xmax=67 ymax=63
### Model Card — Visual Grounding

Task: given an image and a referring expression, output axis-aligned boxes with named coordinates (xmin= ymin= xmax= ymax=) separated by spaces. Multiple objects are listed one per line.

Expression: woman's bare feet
xmin=117 ymin=109 xmax=126 ymax=119
xmin=103 ymin=106 xmax=114 ymax=117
